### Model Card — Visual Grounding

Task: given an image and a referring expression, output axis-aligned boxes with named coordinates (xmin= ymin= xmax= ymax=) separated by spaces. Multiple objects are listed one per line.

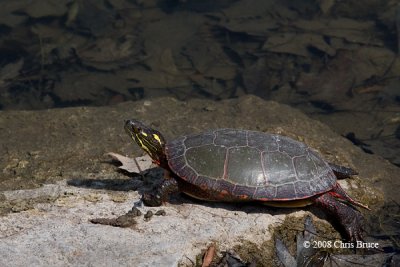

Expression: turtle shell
xmin=165 ymin=129 xmax=336 ymax=201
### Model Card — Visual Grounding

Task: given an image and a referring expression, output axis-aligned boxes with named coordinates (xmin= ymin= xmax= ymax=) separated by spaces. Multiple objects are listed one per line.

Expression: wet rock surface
xmin=0 ymin=96 xmax=398 ymax=266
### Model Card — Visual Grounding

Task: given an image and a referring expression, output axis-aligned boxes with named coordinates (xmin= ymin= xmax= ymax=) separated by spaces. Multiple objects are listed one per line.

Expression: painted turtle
xmin=124 ymin=120 xmax=369 ymax=241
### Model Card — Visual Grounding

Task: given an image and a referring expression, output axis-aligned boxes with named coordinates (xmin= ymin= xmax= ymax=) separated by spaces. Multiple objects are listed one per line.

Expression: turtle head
xmin=124 ymin=120 xmax=167 ymax=166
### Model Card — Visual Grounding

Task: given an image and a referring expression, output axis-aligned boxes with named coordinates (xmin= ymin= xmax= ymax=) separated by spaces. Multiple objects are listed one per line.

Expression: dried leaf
xmin=142 ymin=13 xmax=205 ymax=56
xmin=31 ymin=25 xmax=88 ymax=64
xmin=120 ymin=66 xmax=191 ymax=90
xmin=318 ymin=0 xmax=335 ymax=14
xmin=77 ymin=37 xmax=142 ymax=70
xmin=262 ymin=33 xmax=335 ymax=57
xmin=218 ymin=17 xmax=278 ymax=36
xmin=143 ymin=48 xmax=182 ymax=76
xmin=23 ymin=0 xmax=69 ymax=18
xmin=0 ymin=1 xmax=28 ymax=27
xmin=108 ymin=153 xmax=154 ymax=173
xmin=242 ymin=58 xmax=280 ymax=98
xmin=53 ymin=72 xmax=136 ymax=102
xmin=66 ymin=0 xmax=117 ymax=37
xmin=294 ymin=18 xmax=382 ymax=46
xmin=221 ymin=0 xmax=284 ymax=19
xmin=182 ymin=39 xmax=237 ymax=80
xmin=202 ymin=244 xmax=216 ymax=267
xmin=0 ymin=59 xmax=24 ymax=87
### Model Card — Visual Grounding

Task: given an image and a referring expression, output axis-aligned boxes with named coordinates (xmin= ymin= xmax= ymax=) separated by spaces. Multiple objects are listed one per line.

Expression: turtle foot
xmin=142 ymin=193 xmax=162 ymax=207
xmin=314 ymin=192 xmax=365 ymax=242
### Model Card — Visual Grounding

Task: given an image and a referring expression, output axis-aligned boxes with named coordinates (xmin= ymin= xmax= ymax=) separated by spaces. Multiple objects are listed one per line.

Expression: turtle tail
xmin=330 ymin=183 xmax=370 ymax=210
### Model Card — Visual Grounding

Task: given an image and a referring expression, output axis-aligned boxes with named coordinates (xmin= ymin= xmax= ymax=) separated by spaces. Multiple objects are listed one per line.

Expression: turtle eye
xmin=133 ymin=126 xmax=141 ymax=133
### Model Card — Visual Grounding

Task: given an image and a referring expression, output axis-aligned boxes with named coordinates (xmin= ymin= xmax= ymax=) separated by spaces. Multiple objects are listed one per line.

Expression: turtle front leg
xmin=142 ymin=178 xmax=179 ymax=207
xmin=313 ymin=192 xmax=365 ymax=242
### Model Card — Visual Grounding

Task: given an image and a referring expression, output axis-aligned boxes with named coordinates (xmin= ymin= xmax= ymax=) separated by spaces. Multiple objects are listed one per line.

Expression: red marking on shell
xmin=220 ymin=190 xmax=228 ymax=195
xmin=260 ymin=151 xmax=268 ymax=186
xmin=218 ymin=190 xmax=229 ymax=199
xmin=222 ymin=149 xmax=230 ymax=179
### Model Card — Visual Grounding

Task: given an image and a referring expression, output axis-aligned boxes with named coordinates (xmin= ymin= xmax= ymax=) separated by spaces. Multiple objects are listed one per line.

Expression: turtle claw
xmin=142 ymin=193 xmax=162 ymax=207
xmin=347 ymin=222 xmax=364 ymax=243
xmin=348 ymin=227 xmax=364 ymax=243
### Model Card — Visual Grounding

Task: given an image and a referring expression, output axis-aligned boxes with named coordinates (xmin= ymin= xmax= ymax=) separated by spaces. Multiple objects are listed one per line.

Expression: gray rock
xmin=0 ymin=181 xmax=287 ymax=266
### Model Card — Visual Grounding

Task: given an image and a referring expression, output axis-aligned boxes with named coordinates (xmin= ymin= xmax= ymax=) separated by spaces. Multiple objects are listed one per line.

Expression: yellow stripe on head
xmin=136 ymin=134 xmax=152 ymax=155
xmin=153 ymin=134 xmax=162 ymax=145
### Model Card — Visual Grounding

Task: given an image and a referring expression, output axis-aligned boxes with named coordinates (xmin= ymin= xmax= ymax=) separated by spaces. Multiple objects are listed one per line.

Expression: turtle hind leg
xmin=328 ymin=163 xmax=358 ymax=178
xmin=314 ymin=192 xmax=365 ymax=242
